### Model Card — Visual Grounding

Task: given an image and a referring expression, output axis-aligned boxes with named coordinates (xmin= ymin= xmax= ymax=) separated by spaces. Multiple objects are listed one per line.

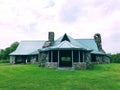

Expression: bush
xmin=110 ymin=53 xmax=120 ymax=63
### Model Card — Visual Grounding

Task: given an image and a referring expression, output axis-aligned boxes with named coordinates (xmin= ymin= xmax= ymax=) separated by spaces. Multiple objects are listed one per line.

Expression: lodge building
xmin=10 ymin=32 xmax=110 ymax=69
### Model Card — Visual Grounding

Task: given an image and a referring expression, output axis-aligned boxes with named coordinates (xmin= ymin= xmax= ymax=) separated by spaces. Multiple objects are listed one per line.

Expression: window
xmin=61 ymin=57 xmax=71 ymax=61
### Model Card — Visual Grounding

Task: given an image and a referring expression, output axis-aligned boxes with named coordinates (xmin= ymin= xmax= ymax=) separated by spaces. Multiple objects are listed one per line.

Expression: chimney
xmin=48 ymin=32 xmax=54 ymax=42
xmin=94 ymin=33 xmax=105 ymax=53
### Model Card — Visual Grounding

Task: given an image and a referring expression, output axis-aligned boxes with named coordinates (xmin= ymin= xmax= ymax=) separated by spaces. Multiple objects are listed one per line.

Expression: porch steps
xmin=58 ymin=67 xmax=74 ymax=70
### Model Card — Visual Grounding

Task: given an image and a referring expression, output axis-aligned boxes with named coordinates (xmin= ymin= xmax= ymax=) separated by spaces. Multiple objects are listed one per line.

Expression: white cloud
xmin=0 ymin=0 xmax=120 ymax=53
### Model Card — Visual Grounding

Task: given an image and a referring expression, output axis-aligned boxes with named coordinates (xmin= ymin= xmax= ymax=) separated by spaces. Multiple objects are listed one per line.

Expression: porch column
xmin=58 ymin=50 xmax=59 ymax=67
xmin=78 ymin=51 xmax=80 ymax=62
xmin=48 ymin=51 xmax=49 ymax=62
xmin=72 ymin=50 xmax=73 ymax=67
xmin=51 ymin=51 xmax=53 ymax=62
xmin=10 ymin=56 xmax=16 ymax=64
xmin=83 ymin=51 xmax=84 ymax=62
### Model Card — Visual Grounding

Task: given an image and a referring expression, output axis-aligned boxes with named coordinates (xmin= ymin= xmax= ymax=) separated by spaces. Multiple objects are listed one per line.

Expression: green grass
xmin=0 ymin=63 xmax=120 ymax=90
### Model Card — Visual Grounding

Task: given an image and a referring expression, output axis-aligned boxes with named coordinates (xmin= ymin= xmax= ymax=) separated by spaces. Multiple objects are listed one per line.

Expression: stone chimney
xmin=42 ymin=32 xmax=54 ymax=48
xmin=94 ymin=33 xmax=105 ymax=53
xmin=48 ymin=32 xmax=54 ymax=42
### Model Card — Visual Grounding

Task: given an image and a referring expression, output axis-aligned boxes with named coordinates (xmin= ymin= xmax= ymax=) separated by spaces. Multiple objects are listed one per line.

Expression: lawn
xmin=0 ymin=63 xmax=120 ymax=90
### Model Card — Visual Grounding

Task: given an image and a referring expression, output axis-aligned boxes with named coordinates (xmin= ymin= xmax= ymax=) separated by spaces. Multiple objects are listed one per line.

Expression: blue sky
xmin=0 ymin=0 xmax=120 ymax=54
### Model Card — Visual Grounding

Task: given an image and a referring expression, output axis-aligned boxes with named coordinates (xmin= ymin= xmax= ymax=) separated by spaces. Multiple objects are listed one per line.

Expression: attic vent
xmin=61 ymin=34 xmax=70 ymax=42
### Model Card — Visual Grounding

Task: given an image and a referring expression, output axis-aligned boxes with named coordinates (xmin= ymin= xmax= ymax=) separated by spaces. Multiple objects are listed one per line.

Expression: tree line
xmin=0 ymin=42 xmax=19 ymax=62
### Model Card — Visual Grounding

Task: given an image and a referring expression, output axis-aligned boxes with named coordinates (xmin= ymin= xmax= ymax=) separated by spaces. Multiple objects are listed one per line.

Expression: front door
xmin=59 ymin=50 xmax=72 ymax=67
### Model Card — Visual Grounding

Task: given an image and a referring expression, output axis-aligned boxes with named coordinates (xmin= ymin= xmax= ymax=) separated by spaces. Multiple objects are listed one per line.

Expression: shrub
xmin=110 ymin=53 xmax=120 ymax=63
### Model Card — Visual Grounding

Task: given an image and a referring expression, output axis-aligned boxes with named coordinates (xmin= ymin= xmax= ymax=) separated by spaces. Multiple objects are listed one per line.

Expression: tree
xmin=10 ymin=42 xmax=19 ymax=52
xmin=0 ymin=41 xmax=19 ymax=60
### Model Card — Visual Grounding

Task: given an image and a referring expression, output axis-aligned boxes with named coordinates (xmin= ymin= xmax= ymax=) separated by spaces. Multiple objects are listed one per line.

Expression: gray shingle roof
xmin=10 ymin=41 xmax=45 ymax=55
xmin=53 ymin=34 xmax=89 ymax=50
xmin=10 ymin=34 xmax=105 ymax=55
xmin=41 ymin=40 xmax=88 ymax=51
xmin=76 ymin=39 xmax=104 ymax=54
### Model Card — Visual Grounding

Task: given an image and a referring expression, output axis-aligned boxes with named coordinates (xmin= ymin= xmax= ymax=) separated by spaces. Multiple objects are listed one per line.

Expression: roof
xmin=10 ymin=33 xmax=105 ymax=55
xmin=76 ymin=39 xmax=104 ymax=54
xmin=41 ymin=40 xmax=88 ymax=51
xmin=53 ymin=40 xmax=79 ymax=48
xmin=10 ymin=41 xmax=45 ymax=55
xmin=53 ymin=34 xmax=89 ymax=50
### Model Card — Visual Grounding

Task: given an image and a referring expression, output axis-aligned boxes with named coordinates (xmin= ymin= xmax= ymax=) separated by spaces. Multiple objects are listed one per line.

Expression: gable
xmin=51 ymin=40 xmax=81 ymax=49
xmin=61 ymin=34 xmax=70 ymax=42
xmin=53 ymin=34 xmax=88 ymax=50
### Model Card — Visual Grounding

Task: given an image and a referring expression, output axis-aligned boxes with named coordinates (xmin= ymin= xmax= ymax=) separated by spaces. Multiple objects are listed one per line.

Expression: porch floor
xmin=57 ymin=67 xmax=74 ymax=70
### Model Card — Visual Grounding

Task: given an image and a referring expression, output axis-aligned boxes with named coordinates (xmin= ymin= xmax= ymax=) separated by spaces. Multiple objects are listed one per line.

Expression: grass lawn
xmin=0 ymin=63 xmax=120 ymax=90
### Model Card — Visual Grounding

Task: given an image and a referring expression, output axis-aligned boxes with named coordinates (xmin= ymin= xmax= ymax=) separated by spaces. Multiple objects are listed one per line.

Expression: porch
xmin=39 ymin=49 xmax=91 ymax=69
xmin=10 ymin=55 xmax=38 ymax=64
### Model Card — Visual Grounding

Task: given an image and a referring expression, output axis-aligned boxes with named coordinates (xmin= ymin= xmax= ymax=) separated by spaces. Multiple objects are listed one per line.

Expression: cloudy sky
xmin=0 ymin=0 xmax=120 ymax=54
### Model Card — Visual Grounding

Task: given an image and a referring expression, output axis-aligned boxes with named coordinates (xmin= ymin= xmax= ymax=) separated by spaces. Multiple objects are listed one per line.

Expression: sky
xmin=0 ymin=0 xmax=120 ymax=54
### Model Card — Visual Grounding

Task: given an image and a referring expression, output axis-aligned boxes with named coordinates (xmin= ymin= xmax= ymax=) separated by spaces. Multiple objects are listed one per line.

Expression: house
xmin=10 ymin=32 xmax=110 ymax=69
